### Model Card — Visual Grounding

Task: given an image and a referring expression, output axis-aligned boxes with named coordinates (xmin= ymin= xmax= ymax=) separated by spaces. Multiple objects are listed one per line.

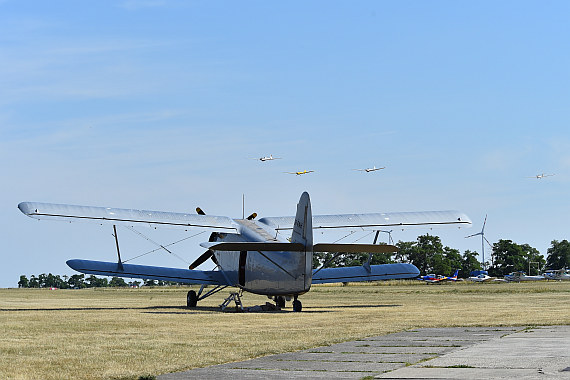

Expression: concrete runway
xmin=159 ymin=325 xmax=570 ymax=379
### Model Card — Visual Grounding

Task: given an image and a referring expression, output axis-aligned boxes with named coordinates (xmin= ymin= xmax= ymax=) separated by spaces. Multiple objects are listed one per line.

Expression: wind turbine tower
xmin=465 ymin=215 xmax=492 ymax=269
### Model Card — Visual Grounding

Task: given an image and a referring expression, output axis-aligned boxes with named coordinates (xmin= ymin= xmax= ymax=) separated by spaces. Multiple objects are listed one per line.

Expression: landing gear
xmin=275 ymin=296 xmax=286 ymax=308
xmin=187 ymin=290 xmax=198 ymax=308
xmin=293 ymin=295 xmax=302 ymax=312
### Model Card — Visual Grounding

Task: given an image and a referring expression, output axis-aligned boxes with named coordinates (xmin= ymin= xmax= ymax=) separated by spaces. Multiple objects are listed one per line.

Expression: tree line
xmin=314 ymin=235 xmax=570 ymax=277
xmin=17 ymin=273 xmax=174 ymax=289
xmin=18 ymin=235 xmax=570 ymax=286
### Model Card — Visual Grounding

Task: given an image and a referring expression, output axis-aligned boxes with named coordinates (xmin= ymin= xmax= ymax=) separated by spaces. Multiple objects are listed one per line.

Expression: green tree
xmin=18 ymin=275 xmax=29 ymax=288
xmin=431 ymin=247 xmax=462 ymax=276
xmin=461 ymin=250 xmax=482 ymax=276
xmin=394 ymin=241 xmax=415 ymax=263
xmin=44 ymin=273 xmax=66 ymax=288
xmin=38 ymin=273 xmax=48 ymax=288
xmin=546 ymin=240 xmax=570 ymax=269
xmin=409 ymin=234 xmax=444 ymax=274
xmin=85 ymin=275 xmax=108 ymax=288
xmin=370 ymin=251 xmax=394 ymax=265
xmin=28 ymin=275 xmax=39 ymax=288
xmin=109 ymin=277 xmax=127 ymax=287
xmin=68 ymin=274 xmax=86 ymax=289
xmin=520 ymin=243 xmax=545 ymax=275
xmin=489 ymin=240 xmax=544 ymax=276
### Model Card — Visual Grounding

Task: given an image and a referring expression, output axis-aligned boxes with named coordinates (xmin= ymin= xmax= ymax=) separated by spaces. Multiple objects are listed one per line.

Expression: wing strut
xmin=112 ymin=225 xmax=124 ymax=271
xmin=364 ymin=231 xmax=381 ymax=273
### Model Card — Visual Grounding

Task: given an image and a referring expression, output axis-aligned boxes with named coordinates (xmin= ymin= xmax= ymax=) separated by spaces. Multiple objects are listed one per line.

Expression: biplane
xmin=18 ymin=192 xmax=471 ymax=311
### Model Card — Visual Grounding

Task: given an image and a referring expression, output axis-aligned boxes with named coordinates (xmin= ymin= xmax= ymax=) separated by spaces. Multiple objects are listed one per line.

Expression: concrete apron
xmin=159 ymin=326 xmax=570 ymax=380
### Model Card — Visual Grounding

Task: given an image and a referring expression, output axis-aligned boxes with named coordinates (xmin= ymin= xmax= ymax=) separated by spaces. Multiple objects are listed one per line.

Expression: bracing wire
xmin=122 ymin=227 xmax=206 ymax=264
xmin=351 ymin=230 xmax=375 ymax=243
xmin=332 ymin=230 xmax=357 ymax=243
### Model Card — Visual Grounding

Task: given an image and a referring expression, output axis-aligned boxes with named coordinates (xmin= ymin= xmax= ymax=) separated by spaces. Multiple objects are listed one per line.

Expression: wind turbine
xmin=465 ymin=214 xmax=492 ymax=269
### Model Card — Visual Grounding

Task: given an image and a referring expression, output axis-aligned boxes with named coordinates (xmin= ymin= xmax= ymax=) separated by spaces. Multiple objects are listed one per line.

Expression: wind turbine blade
xmin=465 ymin=232 xmax=482 ymax=238
xmin=481 ymin=214 xmax=487 ymax=233
xmin=483 ymin=236 xmax=493 ymax=248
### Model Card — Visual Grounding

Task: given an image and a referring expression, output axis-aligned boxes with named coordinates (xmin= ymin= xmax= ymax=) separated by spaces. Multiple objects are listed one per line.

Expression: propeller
xmin=189 ymin=249 xmax=214 ymax=269
xmin=189 ymin=207 xmax=219 ymax=270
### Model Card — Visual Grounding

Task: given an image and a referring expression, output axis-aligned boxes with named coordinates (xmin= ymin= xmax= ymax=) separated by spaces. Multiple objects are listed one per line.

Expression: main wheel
xmin=275 ymin=296 xmax=286 ymax=308
xmin=187 ymin=290 xmax=198 ymax=308
xmin=292 ymin=299 xmax=302 ymax=312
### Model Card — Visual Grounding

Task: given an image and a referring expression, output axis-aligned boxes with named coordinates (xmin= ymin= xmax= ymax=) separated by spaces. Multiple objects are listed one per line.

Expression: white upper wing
xmin=258 ymin=210 xmax=471 ymax=231
xmin=18 ymin=202 xmax=238 ymax=232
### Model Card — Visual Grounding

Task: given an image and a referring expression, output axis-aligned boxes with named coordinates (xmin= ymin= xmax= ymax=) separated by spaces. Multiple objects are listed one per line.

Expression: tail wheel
xmin=187 ymin=290 xmax=198 ymax=308
xmin=293 ymin=299 xmax=302 ymax=312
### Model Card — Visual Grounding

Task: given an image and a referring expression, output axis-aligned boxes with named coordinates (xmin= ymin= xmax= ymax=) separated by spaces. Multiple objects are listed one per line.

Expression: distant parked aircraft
xmin=353 ymin=166 xmax=385 ymax=173
xmin=467 ymin=274 xmax=497 ymax=282
xmin=418 ymin=269 xmax=459 ymax=284
xmin=504 ymin=271 xmax=545 ymax=282
xmin=543 ymin=269 xmax=570 ymax=281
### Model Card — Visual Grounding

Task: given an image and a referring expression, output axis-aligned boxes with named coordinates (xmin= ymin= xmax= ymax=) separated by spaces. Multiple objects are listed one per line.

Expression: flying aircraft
xmin=418 ymin=269 xmax=459 ymax=284
xmin=285 ymin=170 xmax=314 ymax=176
xmin=18 ymin=192 xmax=471 ymax=311
xmin=353 ymin=166 xmax=385 ymax=173
xmin=253 ymin=154 xmax=281 ymax=162
xmin=527 ymin=173 xmax=555 ymax=179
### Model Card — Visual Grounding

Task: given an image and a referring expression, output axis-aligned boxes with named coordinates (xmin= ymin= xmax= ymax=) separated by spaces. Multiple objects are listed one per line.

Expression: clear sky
xmin=2 ymin=1 xmax=569 ymax=287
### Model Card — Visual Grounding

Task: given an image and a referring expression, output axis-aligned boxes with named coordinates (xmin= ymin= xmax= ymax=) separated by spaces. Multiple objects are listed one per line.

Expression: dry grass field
xmin=1 ymin=280 xmax=569 ymax=379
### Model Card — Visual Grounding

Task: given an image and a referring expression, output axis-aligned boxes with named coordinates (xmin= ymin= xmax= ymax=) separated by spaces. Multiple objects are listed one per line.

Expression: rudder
xmin=291 ymin=192 xmax=312 ymax=247
xmin=291 ymin=192 xmax=313 ymax=291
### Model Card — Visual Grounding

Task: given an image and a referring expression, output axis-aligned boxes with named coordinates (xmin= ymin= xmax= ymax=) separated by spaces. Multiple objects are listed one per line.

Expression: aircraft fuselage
xmin=213 ymin=219 xmax=313 ymax=296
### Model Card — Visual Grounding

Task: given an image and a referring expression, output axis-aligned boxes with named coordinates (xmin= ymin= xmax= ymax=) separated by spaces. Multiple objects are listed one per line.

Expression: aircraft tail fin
xmin=291 ymin=192 xmax=313 ymax=291
xmin=291 ymin=192 xmax=312 ymax=247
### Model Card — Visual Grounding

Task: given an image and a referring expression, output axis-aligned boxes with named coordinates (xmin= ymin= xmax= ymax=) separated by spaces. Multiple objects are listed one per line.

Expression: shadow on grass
xmin=0 ymin=304 xmax=401 ymax=313
xmin=310 ymin=304 xmax=402 ymax=309
xmin=0 ymin=305 xmax=213 ymax=312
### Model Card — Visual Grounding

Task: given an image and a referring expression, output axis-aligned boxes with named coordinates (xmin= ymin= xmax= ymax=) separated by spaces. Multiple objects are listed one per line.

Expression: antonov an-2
xmin=18 ymin=192 xmax=471 ymax=311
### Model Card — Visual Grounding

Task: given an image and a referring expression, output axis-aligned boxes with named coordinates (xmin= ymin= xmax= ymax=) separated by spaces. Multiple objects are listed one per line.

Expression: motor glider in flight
xmin=18 ymin=192 xmax=471 ymax=311
xmin=527 ymin=173 xmax=555 ymax=179
xmin=285 ymin=170 xmax=314 ymax=176
xmin=353 ymin=166 xmax=385 ymax=173
xmin=253 ymin=154 xmax=281 ymax=162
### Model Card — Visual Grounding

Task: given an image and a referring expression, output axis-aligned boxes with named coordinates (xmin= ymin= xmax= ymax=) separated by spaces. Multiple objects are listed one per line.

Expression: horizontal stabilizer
xmin=200 ymin=242 xmax=306 ymax=252
xmin=66 ymin=259 xmax=228 ymax=285
xmin=313 ymin=263 xmax=419 ymax=284
xmin=313 ymin=243 xmax=397 ymax=253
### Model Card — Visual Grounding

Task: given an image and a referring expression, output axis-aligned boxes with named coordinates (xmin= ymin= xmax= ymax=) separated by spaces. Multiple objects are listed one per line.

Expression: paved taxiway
xmin=159 ymin=325 xmax=570 ymax=379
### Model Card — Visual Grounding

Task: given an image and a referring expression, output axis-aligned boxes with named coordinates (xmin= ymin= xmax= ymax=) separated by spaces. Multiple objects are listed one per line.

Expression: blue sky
xmin=2 ymin=1 xmax=569 ymax=287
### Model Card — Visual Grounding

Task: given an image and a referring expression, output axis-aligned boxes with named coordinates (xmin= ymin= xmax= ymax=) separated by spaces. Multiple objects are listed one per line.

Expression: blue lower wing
xmin=67 ymin=259 xmax=229 ymax=285
xmin=312 ymin=263 xmax=419 ymax=284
